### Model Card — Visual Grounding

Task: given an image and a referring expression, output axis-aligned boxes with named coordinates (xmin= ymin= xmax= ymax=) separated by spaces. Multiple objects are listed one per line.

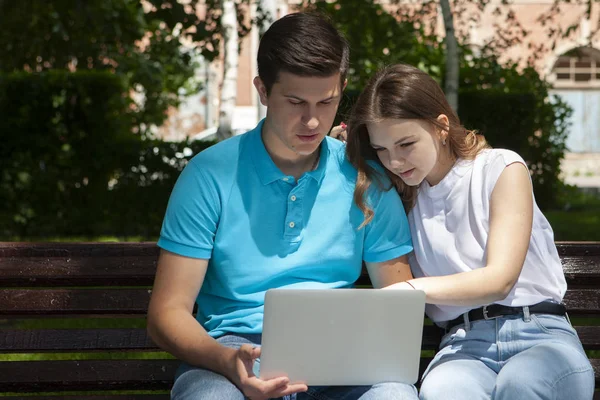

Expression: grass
xmin=546 ymin=210 xmax=600 ymax=241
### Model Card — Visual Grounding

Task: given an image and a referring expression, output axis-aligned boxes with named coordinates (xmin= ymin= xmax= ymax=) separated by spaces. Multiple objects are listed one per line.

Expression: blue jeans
xmin=419 ymin=313 xmax=595 ymax=400
xmin=171 ymin=333 xmax=418 ymax=400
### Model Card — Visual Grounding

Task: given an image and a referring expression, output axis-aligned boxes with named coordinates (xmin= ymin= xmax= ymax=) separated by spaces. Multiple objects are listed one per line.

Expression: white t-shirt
xmin=408 ymin=148 xmax=567 ymax=323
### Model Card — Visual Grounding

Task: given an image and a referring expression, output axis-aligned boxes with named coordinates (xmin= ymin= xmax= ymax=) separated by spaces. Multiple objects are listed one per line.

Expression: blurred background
xmin=0 ymin=0 xmax=598 ymax=242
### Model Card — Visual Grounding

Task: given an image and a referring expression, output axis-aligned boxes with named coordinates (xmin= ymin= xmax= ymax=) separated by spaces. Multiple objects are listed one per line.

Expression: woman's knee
xmin=419 ymin=360 xmax=495 ymax=400
xmin=494 ymin=343 xmax=594 ymax=399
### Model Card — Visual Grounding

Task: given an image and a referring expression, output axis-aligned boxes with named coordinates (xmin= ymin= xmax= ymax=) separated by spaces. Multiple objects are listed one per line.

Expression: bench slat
xmin=563 ymin=289 xmax=600 ymax=315
xmin=0 ymin=358 xmax=597 ymax=393
xmin=0 ymin=242 xmax=160 ymax=257
xmin=0 ymin=359 xmax=178 ymax=391
xmin=1 ymin=288 xmax=598 ymax=316
xmin=0 ymin=256 xmax=157 ymax=287
xmin=0 ymin=289 xmax=150 ymax=315
xmin=1 ymin=325 xmax=598 ymax=352
xmin=556 ymin=242 xmax=600 ymax=257
xmin=15 ymin=396 xmax=169 ymax=400
xmin=1 ymin=243 xmax=598 ymax=288
xmin=0 ymin=328 xmax=158 ymax=352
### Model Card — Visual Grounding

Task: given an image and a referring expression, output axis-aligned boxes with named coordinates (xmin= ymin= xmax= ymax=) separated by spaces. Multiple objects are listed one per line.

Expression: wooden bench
xmin=0 ymin=242 xmax=598 ymax=398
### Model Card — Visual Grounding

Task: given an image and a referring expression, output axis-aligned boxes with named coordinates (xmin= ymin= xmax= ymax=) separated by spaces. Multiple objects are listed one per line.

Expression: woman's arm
xmin=384 ymin=162 xmax=533 ymax=306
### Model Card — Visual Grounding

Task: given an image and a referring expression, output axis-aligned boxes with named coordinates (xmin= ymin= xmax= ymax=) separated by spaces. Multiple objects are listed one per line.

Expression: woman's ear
xmin=436 ymin=114 xmax=450 ymax=140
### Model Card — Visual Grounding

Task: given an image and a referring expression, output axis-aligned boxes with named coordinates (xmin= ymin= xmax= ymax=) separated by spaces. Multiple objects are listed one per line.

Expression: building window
xmin=551 ymin=47 xmax=600 ymax=88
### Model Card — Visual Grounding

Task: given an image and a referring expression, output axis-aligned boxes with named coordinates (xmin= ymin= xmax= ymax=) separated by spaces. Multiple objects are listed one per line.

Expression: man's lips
xmin=297 ymin=133 xmax=320 ymax=142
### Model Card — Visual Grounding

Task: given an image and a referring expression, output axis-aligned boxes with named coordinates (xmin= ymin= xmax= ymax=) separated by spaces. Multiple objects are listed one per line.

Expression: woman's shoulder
xmin=475 ymin=148 xmax=525 ymax=165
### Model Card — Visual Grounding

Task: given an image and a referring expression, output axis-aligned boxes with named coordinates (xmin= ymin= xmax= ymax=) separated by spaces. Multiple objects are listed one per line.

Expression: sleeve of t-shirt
xmin=157 ymin=160 xmax=221 ymax=259
xmin=362 ymin=183 xmax=413 ymax=263
xmin=483 ymin=149 xmax=530 ymax=197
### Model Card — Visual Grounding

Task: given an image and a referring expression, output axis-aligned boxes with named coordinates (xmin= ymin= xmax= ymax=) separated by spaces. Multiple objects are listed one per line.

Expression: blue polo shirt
xmin=158 ymin=120 xmax=412 ymax=337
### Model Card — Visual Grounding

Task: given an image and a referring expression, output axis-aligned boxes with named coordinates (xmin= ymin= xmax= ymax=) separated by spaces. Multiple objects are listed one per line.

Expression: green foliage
xmin=458 ymin=50 xmax=572 ymax=209
xmin=0 ymin=71 xmax=215 ymax=239
xmin=301 ymin=0 xmax=443 ymax=91
xmin=0 ymin=0 xmax=199 ymax=135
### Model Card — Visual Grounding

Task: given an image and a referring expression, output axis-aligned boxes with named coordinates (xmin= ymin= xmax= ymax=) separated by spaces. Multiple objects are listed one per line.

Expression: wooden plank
xmin=0 ymin=256 xmax=158 ymax=287
xmin=563 ymin=289 xmax=600 ymax=316
xmin=0 ymin=289 xmax=151 ymax=316
xmin=0 ymin=241 xmax=596 ymax=258
xmin=0 ymin=242 xmax=160 ymax=258
xmin=13 ymin=396 xmax=169 ymax=400
xmin=0 ymin=329 xmax=158 ymax=352
xmin=0 ymin=358 xmax=596 ymax=393
xmin=1 ymin=325 xmax=597 ymax=353
xmin=0 ymin=360 xmax=178 ymax=391
xmin=556 ymin=242 xmax=600 ymax=257
xmin=562 ymin=257 xmax=600 ymax=287
xmin=576 ymin=326 xmax=600 ymax=350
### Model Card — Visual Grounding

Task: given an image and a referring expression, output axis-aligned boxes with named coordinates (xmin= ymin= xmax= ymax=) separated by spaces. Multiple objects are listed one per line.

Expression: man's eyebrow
xmin=283 ymin=94 xmax=340 ymax=102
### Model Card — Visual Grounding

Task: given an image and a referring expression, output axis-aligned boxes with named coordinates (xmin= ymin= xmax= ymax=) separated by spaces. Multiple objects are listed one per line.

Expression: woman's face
xmin=366 ymin=117 xmax=450 ymax=186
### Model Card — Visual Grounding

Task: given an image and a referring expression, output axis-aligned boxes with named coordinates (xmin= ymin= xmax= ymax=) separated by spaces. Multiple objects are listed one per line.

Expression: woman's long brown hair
xmin=346 ymin=64 xmax=489 ymax=226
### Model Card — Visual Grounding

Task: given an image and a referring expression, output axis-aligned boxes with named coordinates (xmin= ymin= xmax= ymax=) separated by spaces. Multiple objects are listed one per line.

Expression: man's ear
xmin=253 ymin=76 xmax=268 ymax=106
xmin=343 ymin=79 xmax=348 ymax=91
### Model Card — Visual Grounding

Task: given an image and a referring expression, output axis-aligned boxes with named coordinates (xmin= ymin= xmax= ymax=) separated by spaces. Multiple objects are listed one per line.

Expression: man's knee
xmin=171 ymin=363 xmax=244 ymax=400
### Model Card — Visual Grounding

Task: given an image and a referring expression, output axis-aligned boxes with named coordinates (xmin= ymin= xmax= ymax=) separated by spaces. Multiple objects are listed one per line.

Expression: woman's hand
xmin=329 ymin=122 xmax=347 ymax=143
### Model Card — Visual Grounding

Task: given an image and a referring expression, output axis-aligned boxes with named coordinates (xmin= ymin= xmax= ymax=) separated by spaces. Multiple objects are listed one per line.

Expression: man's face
xmin=255 ymin=72 xmax=344 ymax=160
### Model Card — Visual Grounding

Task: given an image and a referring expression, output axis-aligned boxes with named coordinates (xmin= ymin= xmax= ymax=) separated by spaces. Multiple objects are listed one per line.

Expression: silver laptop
xmin=259 ymin=288 xmax=426 ymax=386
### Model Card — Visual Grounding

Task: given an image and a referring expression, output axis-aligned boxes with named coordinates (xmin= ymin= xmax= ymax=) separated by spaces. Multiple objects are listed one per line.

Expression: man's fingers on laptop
xmin=275 ymin=382 xmax=309 ymax=397
xmin=243 ymin=376 xmax=290 ymax=400
xmin=238 ymin=343 xmax=260 ymax=362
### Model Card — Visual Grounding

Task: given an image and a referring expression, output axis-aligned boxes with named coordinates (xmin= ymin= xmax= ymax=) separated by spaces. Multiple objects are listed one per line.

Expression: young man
xmin=147 ymin=12 xmax=417 ymax=400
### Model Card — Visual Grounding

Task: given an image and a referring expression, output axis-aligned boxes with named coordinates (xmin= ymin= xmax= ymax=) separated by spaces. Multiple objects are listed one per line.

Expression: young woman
xmin=345 ymin=63 xmax=595 ymax=400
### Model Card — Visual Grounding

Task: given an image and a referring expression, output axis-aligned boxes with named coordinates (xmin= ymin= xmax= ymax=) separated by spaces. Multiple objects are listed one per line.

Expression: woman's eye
xmin=400 ymin=142 xmax=415 ymax=148
xmin=372 ymin=148 xmax=386 ymax=152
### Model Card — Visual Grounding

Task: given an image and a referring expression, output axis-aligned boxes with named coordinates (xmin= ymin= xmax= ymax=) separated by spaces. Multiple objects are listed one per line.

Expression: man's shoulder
xmin=188 ymin=133 xmax=246 ymax=177
xmin=323 ymin=136 xmax=357 ymax=179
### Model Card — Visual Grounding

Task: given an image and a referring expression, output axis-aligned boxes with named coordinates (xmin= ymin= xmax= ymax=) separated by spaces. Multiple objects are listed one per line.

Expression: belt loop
xmin=565 ymin=311 xmax=572 ymax=326
xmin=522 ymin=305 xmax=531 ymax=322
xmin=463 ymin=312 xmax=471 ymax=331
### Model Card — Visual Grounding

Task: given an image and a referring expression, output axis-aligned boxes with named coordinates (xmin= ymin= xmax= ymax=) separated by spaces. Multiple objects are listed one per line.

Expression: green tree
xmin=0 ymin=0 xmax=198 ymax=135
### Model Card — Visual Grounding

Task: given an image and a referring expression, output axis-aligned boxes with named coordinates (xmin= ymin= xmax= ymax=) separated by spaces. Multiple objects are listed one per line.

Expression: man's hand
xmin=227 ymin=344 xmax=308 ymax=400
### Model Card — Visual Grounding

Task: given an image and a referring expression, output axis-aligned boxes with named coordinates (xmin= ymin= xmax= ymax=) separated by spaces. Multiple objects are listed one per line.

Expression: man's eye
xmin=289 ymin=101 xmax=303 ymax=106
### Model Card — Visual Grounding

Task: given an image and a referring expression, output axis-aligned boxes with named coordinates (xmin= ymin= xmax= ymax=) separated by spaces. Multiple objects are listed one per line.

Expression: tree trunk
xmin=439 ymin=0 xmax=459 ymax=113
xmin=216 ymin=0 xmax=238 ymax=140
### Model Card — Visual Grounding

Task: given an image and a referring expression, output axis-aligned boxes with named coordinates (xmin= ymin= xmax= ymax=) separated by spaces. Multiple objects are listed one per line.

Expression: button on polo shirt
xmin=158 ymin=119 xmax=413 ymax=338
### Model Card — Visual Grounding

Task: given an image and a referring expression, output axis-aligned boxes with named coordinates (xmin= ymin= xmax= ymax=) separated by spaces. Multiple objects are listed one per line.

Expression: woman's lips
xmin=399 ymin=168 xmax=415 ymax=179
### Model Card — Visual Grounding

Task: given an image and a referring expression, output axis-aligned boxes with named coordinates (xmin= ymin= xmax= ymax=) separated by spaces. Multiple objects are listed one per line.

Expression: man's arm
xmin=147 ymin=250 xmax=307 ymax=399
xmin=365 ymin=254 xmax=413 ymax=289
xmin=147 ymin=250 xmax=234 ymax=372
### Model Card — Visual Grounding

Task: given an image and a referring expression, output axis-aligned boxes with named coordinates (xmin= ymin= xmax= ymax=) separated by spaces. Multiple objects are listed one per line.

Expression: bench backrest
xmin=0 ymin=242 xmax=598 ymax=398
